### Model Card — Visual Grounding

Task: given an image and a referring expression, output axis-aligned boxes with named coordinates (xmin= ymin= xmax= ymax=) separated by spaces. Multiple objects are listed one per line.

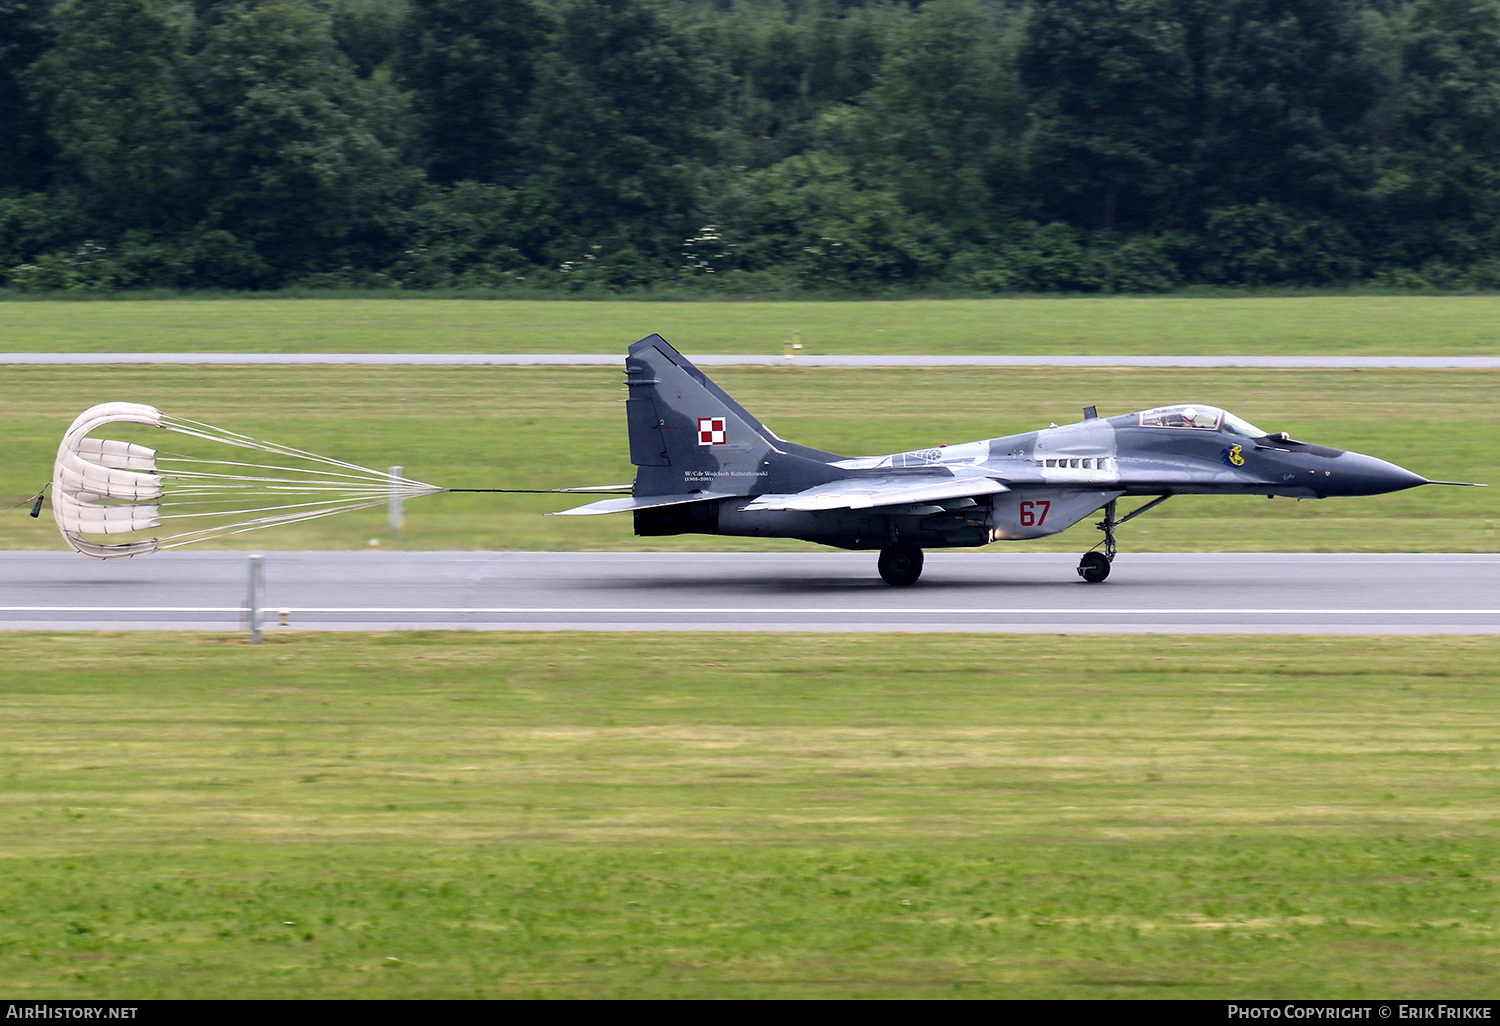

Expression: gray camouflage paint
xmin=569 ymin=334 xmax=1433 ymax=552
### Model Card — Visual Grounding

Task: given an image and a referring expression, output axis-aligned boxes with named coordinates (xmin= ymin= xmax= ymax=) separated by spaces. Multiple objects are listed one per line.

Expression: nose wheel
xmin=1077 ymin=495 xmax=1171 ymax=583
xmin=878 ymin=543 xmax=924 ymax=586
xmin=1077 ymin=550 xmax=1111 ymax=583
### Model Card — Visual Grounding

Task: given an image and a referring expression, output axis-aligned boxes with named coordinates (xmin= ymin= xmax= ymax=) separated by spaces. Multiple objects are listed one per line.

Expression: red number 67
xmin=1019 ymin=500 xmax=1051 ymax=527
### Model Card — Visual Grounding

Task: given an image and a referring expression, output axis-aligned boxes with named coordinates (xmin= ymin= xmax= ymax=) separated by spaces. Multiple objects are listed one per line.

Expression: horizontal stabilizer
xmin=743 ymin=475 xmax=1008 ymax=512
xmin=551 ymin=491 xmax=738 ymax=516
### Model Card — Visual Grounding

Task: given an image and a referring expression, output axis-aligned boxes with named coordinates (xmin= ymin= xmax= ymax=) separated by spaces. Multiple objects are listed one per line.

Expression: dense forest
xmin=2 ymin=0 xmax=1499 ymax=293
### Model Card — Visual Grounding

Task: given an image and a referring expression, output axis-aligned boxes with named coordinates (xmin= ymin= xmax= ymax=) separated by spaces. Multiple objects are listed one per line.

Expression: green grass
xmin=4 ymin=365 xmax=1495 ymax=553
xmin=0 ymin=632 xmax=1496 ymax=998
xmin=3 ymin=296 xmax=1500 ymax=354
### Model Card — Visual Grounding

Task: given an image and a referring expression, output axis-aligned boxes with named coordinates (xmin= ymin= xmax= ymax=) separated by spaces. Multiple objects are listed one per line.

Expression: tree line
xmin=2 ymin=0 xmax=1498 ymax=294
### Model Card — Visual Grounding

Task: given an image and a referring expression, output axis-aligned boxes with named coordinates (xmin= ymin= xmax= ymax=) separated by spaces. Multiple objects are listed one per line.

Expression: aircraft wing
xmin=742 ymin=474 xmax=1008 ymax=512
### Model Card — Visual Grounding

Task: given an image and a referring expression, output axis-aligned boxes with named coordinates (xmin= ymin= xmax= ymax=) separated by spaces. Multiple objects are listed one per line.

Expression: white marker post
xmin=246 ymin=554 xmax=264 ymax=644
xmin=389 ymin=465 xmax=404 ymax=538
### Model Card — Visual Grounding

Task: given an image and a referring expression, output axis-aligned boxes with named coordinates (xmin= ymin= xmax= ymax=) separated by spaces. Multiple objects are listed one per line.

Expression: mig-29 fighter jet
xmin=557 ymin=334 xmax=1477 ymax=585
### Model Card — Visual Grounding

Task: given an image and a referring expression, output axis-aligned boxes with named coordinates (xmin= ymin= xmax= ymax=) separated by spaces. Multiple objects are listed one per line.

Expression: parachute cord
xmin=155 ymin=495 xmax=406 ymax=549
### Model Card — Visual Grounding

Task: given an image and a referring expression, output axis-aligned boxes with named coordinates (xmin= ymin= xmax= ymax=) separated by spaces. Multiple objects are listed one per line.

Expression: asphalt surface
xmin=5 ymin=353 xmax=1499 ymax=368
xmin=3 ymin=550 xmax=1496 ymax=634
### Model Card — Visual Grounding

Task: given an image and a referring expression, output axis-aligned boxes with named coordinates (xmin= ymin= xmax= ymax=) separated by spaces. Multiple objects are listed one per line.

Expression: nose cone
xmin=1319 ymin=451 xmax=1428 ymax=496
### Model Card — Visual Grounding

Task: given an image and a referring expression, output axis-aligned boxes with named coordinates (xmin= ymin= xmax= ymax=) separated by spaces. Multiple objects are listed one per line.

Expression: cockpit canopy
xmin=1135 ymin=405 xmax=1266 ymax=437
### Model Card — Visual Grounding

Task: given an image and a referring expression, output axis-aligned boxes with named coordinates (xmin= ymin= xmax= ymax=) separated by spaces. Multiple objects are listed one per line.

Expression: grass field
xmin=0 ymin=632 xmax=1495 ymax=998
xmin=4 ymin=364 xmax=1494 ymax=553
xmin=4 ymin=297 xmax=1496 ymax=999
xmin=3 ymin=295 xmax=1500 ymax=354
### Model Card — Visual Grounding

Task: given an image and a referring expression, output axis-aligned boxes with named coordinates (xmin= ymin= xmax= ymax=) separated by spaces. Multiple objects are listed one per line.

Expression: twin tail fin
xmin=624 ymin=335 xmax=844 ymax=498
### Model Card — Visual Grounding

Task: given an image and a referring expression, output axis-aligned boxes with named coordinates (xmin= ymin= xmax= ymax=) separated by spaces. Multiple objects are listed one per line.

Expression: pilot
xmin=1181 ymin=407 xmax=1216 ymax=428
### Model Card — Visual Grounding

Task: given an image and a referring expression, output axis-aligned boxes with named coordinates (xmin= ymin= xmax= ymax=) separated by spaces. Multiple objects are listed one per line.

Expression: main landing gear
xmin=878 ymin=542 xmax=924 ymax=586
xmin=1077 ymin=495 xmax=1171 ymax=584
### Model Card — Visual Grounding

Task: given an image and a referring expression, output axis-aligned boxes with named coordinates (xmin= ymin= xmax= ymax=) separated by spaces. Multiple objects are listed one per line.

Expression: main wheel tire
xmin=878 ymin=543 xmax=924 ymax=586
xmin=1077 ymin=551 xmax=1111 ymax=583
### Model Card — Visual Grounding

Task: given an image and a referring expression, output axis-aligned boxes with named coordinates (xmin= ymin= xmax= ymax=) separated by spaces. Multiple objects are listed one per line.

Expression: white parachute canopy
xmin=53 ymin=402 xmax=443 ymax=560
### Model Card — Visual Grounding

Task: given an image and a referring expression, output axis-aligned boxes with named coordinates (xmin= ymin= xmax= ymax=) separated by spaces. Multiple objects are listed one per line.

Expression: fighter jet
xmin=557 ymin=334 xmax=1479 ymax=585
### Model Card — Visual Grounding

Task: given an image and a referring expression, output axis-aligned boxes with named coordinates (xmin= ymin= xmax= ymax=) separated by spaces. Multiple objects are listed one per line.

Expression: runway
xmin=5 ymin=353 xmax=1499 ymax=368
xmin=2 ymin=551 xmax=1496 ymax=634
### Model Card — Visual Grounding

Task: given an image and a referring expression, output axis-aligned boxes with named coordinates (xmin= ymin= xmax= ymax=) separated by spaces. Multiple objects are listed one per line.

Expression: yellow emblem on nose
xmin=1227 ymin=444 xmax=1245 ymax=467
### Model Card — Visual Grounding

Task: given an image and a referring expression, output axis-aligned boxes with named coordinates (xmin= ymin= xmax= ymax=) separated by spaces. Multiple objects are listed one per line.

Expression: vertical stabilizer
xmin=624 ymin=335 xmax=844 ymax=497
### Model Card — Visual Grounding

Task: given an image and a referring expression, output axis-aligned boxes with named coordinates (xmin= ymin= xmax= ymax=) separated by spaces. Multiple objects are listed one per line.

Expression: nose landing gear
xmin=1077 ymin=495 xmax=1171 ymax=584
xmin=1078 ymin=550 xmax=1111 ymax=583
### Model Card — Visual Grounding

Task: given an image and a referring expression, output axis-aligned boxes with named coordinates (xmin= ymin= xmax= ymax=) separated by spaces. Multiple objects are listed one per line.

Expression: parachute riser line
xmin=157 ymin=454 xmax=431 ymax=486
xmin=158 ymin=496 xmax=405 ymax=549
xmin=53 ymin=402 xmax=444 ymax=559
xmin=160 ymin=416 xmax=439 ymax=487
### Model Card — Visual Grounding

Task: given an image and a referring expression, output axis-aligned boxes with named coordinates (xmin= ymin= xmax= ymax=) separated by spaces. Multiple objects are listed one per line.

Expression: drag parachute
xmin=52 ymin=402 xmax=442 ymax=560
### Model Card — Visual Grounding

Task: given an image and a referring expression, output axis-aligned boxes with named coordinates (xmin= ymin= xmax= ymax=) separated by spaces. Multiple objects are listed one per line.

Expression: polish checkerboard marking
xmin=698 ymin=417 xmax=726 ymax=445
